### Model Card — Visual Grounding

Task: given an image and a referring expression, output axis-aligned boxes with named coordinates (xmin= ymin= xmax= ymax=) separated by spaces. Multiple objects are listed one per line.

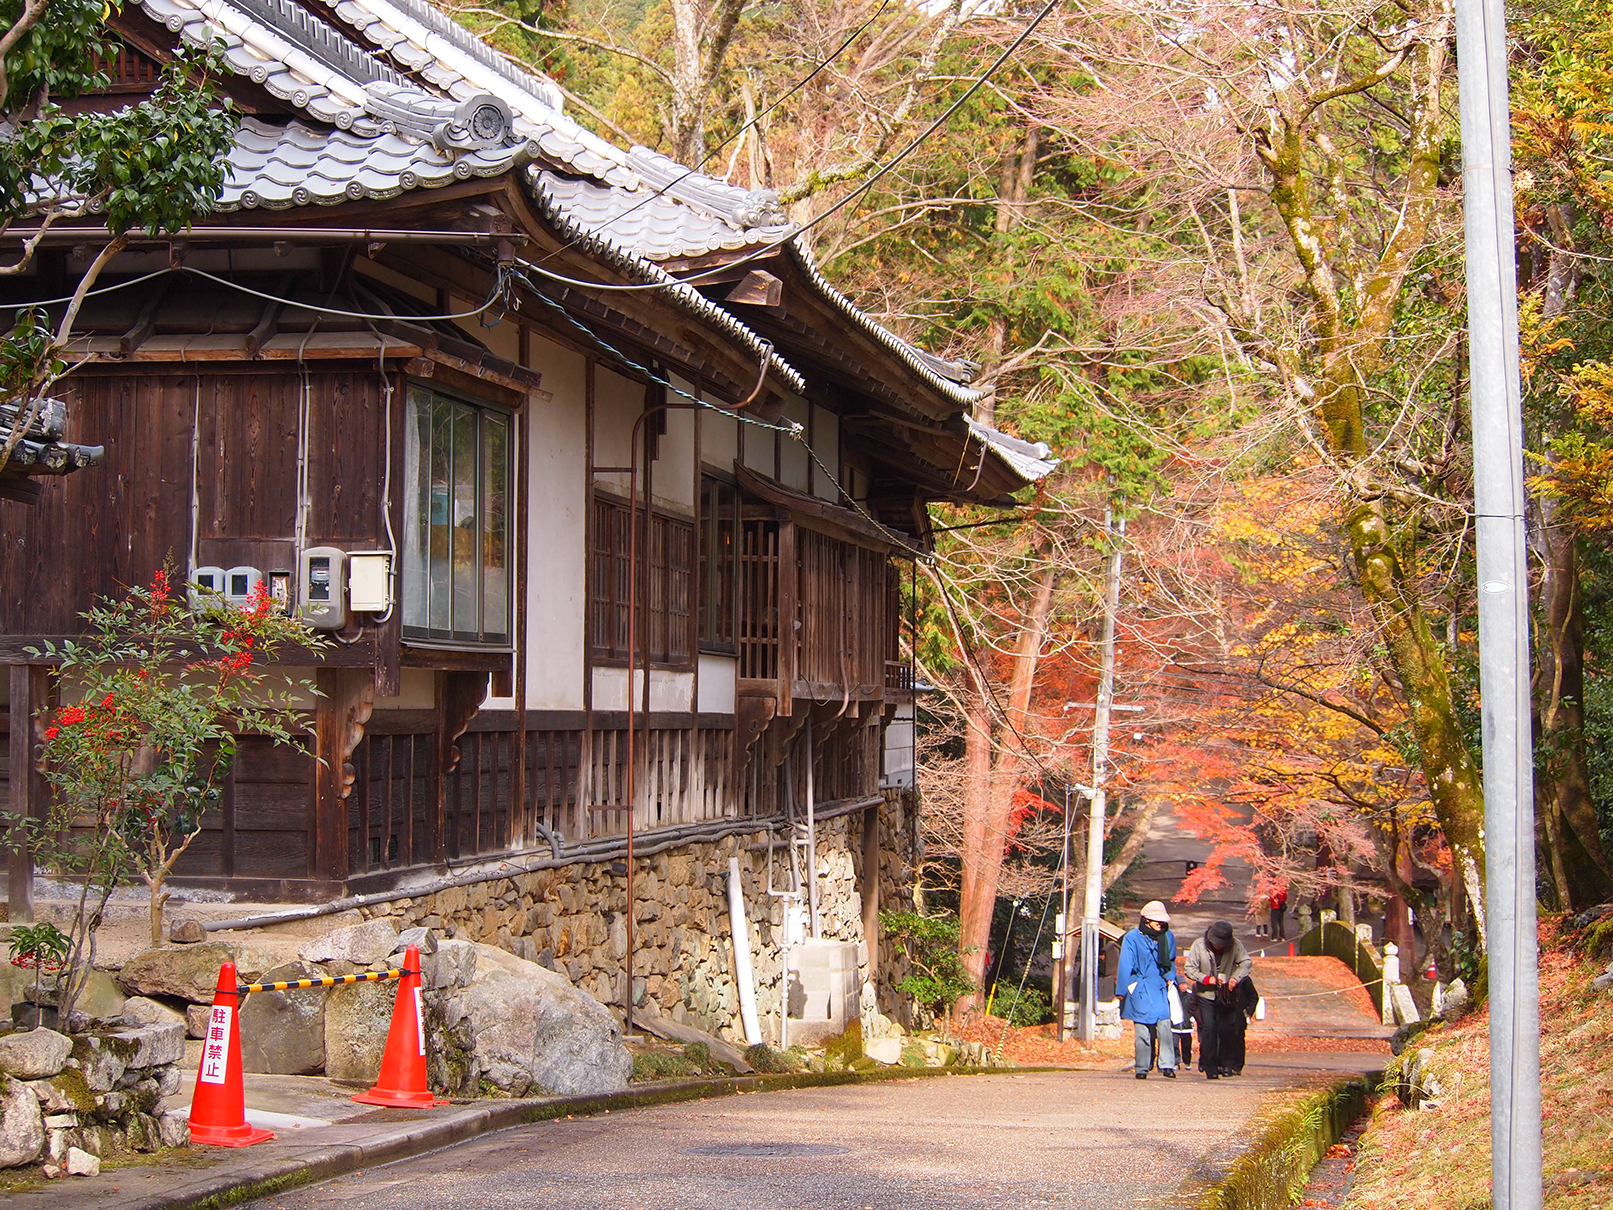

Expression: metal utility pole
xmin=1453 ymin=0 xmax=1541 ymax=1203
xmin=1078 ymin=509 xmax=1123 ymax=1043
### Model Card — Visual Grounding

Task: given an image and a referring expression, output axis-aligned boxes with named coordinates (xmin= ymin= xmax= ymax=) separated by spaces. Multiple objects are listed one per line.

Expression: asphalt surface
xmin=244 ymin=1059 xmax=1372 ymax=1210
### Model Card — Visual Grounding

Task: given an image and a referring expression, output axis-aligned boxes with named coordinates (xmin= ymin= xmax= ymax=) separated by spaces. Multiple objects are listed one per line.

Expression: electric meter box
xmin=224 ymin=566 xmax=264 ymax=611
xmin=298 ymin=546 xmax=348 ymax=631
xmin=346 ymin=551 xmax=392 ymax=614
xmin=189 ymin=566 xmax=227 ymax=613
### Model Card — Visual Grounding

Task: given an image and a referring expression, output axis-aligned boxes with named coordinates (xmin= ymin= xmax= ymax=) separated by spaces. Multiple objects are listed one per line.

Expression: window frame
xmin=698 ymin=474 xmax=739 ymax=655
xmin=401 ymin=381 xmax=514 ymax=650
xmin=588 ymin=489 xmax=696 ymax=669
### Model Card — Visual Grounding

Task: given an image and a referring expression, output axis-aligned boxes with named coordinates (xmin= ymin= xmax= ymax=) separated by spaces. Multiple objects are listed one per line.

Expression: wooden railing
xmin=347 ymin=721 xmax=744 ymax=876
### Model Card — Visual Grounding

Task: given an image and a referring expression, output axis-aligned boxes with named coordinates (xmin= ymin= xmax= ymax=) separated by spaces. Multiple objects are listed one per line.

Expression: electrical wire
xmin=523 ymin=0 xmax=893 ymax=264
xmin=0 ymin=265 xmax=510 ymax=324
xmin=510 ymin=0 xmax=1060 ymax=296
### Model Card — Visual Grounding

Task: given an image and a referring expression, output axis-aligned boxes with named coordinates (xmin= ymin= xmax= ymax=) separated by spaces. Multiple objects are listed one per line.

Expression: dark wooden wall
xmin=1 ymin=368 xmax=388 ymax=636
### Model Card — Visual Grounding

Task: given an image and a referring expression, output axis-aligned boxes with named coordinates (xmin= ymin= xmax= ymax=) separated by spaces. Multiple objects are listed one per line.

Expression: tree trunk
xmin=957 ymin=698 xmax=997 ymax=999
xmin=1340 ymin=491 xmax=1487 ymax=931
xmin=955 ymin=561 xmax=1058 ymax=1012
xmin=1533 ymin=502 xmax=1613 ymax=908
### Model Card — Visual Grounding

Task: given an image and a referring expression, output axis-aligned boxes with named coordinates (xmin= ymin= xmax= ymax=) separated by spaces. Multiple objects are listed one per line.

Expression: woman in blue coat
xmin=1116 ymin=900 xmax=1178 ymax=1079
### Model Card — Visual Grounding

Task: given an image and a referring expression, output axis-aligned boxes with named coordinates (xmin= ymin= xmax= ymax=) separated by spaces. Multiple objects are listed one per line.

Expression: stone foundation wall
xmin=354 ymin=792 xmax=918 ymax=1045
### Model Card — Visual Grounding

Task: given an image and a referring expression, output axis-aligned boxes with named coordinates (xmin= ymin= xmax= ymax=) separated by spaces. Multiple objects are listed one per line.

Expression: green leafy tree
xmin=880 ymin=909 xmax=976 ymax=1034
xmin=0 ymin=25 xmax=238 ymax=473
xmin=24 ymin=567 xmax=324 ymax=1021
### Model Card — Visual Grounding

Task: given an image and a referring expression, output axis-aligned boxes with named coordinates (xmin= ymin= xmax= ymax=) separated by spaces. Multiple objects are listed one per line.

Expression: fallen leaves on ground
xmin=1343 ymin=916 xmax=1613 ymax=1209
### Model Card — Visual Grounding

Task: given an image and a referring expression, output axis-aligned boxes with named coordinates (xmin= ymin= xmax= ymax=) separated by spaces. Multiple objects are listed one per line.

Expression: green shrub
xmin=681 ymin=1042 xmax=713 ymax=1072
xmin=744 ymin=1043 xmax=797 ymax=1073
xmin=632 ymin=1050 xmax=698 ymax=1081
xmin=995 ymin=984 xmax=1051 ymax=1028
xmin=880 ymin=910 xmax=977 ymax=1028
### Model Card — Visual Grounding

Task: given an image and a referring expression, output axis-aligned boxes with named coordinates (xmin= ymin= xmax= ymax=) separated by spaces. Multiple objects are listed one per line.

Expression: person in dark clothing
xmin=1181 ymin=919 xmax=1252 ymax=1078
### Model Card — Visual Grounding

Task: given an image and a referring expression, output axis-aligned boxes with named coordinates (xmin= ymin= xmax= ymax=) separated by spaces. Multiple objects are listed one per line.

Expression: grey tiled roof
xmin=965 ymin=417 xmax=1059 ymax=480
xmin=117 ymin=0 xmax=1043 ymax=484
xmin=537 ymin=170 xmax=793 ymax=261
xmin=220 ymin=116 xmax=535 ymax=209
xmin=525 ymin=174 xmax=806 ymax=398
xmin=781 ymin=240 xmax=983 ymax=410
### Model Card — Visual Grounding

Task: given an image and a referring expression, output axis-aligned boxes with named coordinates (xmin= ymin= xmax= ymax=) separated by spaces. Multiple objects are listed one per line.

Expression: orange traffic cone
xmin=353 ymin=946 xmax=445 ymax=1108
xmin=188 ymin=962 xmax=275 ymax=1147
xmin=1287 ymin=942 xmax=1295 ymax=957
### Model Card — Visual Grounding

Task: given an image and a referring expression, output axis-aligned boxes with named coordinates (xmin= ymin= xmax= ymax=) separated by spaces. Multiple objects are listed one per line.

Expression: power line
xmin=514 ymin=0 xmax=1060 ymax=296
xmin=522 ymin=0 xmax=893 ymax=265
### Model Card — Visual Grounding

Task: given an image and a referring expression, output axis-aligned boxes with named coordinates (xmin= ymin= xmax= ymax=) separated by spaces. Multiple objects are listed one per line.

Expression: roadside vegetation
xmin=1344 ymin=915 xmax=1613 ymax=1209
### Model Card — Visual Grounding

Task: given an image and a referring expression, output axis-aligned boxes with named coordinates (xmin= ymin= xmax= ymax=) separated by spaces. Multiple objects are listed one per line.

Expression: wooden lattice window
xmin=589 ymin=495 xmax=694 ymax=666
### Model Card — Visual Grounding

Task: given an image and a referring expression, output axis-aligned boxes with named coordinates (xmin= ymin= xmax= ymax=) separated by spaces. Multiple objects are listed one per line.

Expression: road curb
xmin=136 ymin=1063 xmax=1034 ymax=1210
xmin=1173 ymin=1070 xmax=1383 ymax=1210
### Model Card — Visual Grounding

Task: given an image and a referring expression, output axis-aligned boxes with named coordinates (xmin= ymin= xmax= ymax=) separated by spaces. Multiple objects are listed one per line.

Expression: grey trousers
xmin=1133 ymin=1019 xmax=1176 ymax=1072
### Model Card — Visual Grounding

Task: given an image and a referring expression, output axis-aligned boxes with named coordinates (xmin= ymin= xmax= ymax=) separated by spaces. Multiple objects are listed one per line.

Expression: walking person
xmin=1253 ymin=897 xmax=1271 ymax=938
xmin=1270 ymin=885 xmax=1289 ymax=941
xmin=1183 ymin=919 xmax=1252 ymax=1079
xmin=1117 ymin=901 xmax=1179 ymax=1080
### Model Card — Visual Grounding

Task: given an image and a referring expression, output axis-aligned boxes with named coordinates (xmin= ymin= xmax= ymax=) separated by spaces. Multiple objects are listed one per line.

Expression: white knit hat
xmin=1140 ymin=900 xmax=1171 ymax=924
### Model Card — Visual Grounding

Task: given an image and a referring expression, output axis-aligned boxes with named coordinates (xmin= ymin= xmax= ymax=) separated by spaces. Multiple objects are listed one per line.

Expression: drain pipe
xmin=727 ymin=856 xmax=762 ymax=1046
xmin=805 ymin=718 xmax=820 ymax=939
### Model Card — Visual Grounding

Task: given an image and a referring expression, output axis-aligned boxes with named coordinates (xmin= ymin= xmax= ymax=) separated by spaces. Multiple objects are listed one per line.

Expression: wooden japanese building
xmin=0 ymin=0 xmax=1055 ymax=907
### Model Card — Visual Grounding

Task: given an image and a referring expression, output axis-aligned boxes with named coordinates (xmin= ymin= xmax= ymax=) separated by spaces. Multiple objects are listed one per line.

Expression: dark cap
xmin=1206 ymin=920 xmax=1235 ymax=948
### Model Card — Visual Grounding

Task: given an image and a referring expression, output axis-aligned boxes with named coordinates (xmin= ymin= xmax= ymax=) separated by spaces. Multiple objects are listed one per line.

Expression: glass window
xmin=403 ymin=385 xmax=511 ymax=646
xmin=699 ymin=476 xmax=737 ymax=653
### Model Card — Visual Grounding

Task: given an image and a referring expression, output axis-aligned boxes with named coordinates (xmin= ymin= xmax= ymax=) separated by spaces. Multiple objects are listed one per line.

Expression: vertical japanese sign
xmin=414 ymin=986 xmax=426 ymax=1056
xmin=199 ymin=1004 xmax=233 ymax=1085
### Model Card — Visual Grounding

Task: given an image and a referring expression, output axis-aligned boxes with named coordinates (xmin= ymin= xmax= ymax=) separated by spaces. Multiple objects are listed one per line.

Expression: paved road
xmin=246 ymin=1058 xmax=1374 ymax=1210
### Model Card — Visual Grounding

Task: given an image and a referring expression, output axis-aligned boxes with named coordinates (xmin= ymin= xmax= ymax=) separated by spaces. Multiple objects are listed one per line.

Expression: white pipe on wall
xmin=727 ymin=856 xmax=762 ymax=1046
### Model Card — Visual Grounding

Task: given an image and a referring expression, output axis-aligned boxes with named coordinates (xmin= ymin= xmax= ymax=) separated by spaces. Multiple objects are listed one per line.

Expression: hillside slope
xmin=1343 ymin=916 xmax=1613 ymax=1209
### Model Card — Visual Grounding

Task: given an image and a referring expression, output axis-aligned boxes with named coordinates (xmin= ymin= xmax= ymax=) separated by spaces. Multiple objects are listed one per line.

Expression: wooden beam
xmin=725 ymin=270 xmax=783 ymax=308
xmin=311 ymin=668 xmax=375 ymax=883
xmin=118 ymin=274 xmax=176 ymax=354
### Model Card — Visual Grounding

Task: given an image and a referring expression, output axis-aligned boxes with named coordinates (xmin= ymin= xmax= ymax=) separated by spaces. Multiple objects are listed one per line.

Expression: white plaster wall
xmin=590 ymin=667 xmax=694 ymax=712
xmin=649 ymin=671 xmax=694 ymax=712
xmin=882 ymin=702 xmax=915 ymax=788
xmin=525 ymin=333 xmax=588 ymax=710
xmin=741 ymin=407 xmax=775 ymax=475
xmin=700 ymin=405 xmax=738 ymax=470
xmin=374 ymin=667 xmax=437 ymax=711
xmin=697 ymin=655 xmax=736 ymax=714
xmin=653 ymin=377 xmax=696 ymax=511
xmin=781 ymin=396 xmax=810 ymax=491
xmin=594 ymin=365 xmax=642 ymax=497
xmin=811 ymin=405 xmax=840 ymax=501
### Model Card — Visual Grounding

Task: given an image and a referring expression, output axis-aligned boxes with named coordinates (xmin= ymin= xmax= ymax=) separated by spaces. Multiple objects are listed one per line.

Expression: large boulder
xmin=241 ymin=963 xmax=327 ymax=1075
xmin=0 ymin=1078 xmax=44 ymax=1167
xmin=323 ymin=980 xmax=395 ymax=1083
xmin=74 ymin=970 xmax=126 ymax=1021
xmin=398 ymin=939 xmax=475 ymax=992
xmin=121 ymin=997 xmax=187 ymax=1028
xmin=301 ymin=919 xmax=400 ymax=966
xmin=441 ymin=944 xmax=630 ymax=1097
xmin=117 ymin=945 xmax=235 ymax=1003
xmin=0 ymin=1030 xmax=72 ymax=1079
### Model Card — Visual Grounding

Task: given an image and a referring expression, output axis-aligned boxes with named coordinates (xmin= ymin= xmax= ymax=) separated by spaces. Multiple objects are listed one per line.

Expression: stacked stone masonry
xmin=353 ymin=794 xmax=918 ymax=1044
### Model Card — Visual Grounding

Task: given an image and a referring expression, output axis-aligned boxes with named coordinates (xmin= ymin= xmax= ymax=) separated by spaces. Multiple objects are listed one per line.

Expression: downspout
xmin=728 ymin=856 xmax=762 ymax=1046
xmin=806 ymin=716 xmax=820 ymax=938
